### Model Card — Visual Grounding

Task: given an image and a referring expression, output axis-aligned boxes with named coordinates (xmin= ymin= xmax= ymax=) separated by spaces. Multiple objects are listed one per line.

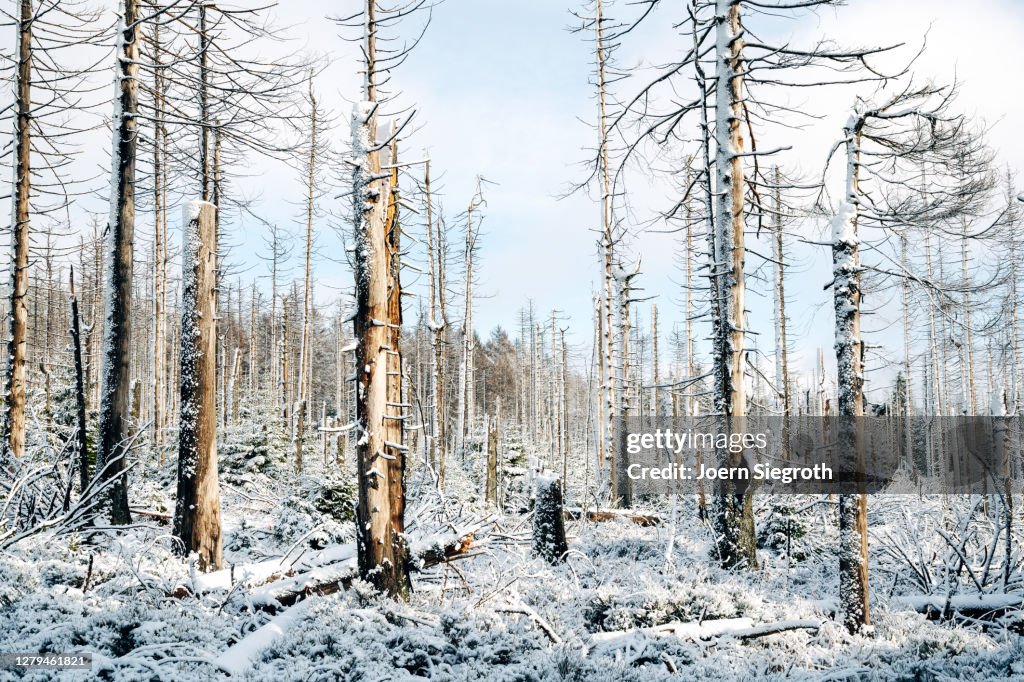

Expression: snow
xmin=831 ymin=201 xmax=858 ymax=246
xmin=187 ymin=199 xmax=216 ymax=221
xmin=4 ymin=414 xmax=1023 ymax=680
xmin=214 ymin=598 xmax=316 ymax=676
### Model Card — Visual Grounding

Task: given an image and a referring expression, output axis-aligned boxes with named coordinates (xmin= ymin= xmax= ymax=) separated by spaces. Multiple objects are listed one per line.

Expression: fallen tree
xmin=171 ymin=531 xmax=476 ymax=608
xmin=564 ymin=507 xmax=662 ymax=527
xmin=588 ymin=618 xmax=821 ymax=657
xmin=210 ymin=531 xmax=476 ymax=676
xmin=892 ymin=593 xmax=1024 ymax=621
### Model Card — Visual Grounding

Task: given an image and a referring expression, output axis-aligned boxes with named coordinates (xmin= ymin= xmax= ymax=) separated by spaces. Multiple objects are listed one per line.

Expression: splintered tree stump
xmin=533 ymin=474 xmax=569 ymax=564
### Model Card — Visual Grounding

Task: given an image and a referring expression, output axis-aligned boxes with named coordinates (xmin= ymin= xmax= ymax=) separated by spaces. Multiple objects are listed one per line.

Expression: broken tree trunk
xmin=350 ymin=3 xmax=411 ymax=598
xmin=833 ymin=113 xmax=869 ymax=634
xmin=533 ymin=474 xmax=569 ymax=563
xmin=173 ymin=201 xmax=224 ymax=572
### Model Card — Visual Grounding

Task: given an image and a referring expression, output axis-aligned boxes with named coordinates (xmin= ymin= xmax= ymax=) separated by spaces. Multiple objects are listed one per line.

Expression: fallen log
xmin=589 ymin=618 xmax=820 ymax=656
xmin=892 ymin=593 xmax=1023 ymax=620
xmin=214 ymin=598 xmax=317 ymax=676
xmin=172 ymin=532 xmax=476 ymax=608
xmin=129 ymin=508 xmax=172 ymax=522
xmin=211 ymin=532 xmax=477 ymax=677
xmin=565 ymin=507 xmax=662 ymax=527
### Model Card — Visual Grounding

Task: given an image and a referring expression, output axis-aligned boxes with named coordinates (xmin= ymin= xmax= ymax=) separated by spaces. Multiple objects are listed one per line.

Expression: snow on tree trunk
xmin=94 ymin=0 xmax=141 ymax=525
xmin=833 ymin=115 xmax=869 ymax=634
xmin=2 ymin=0 xmax=33 ymax=462
xmin=533 ymin=473 xmax=568 ymax=564
xmin=711 ymin=0 xmax=756 ymax=569
xmin=351 ymin=29 xmax=411 ymax=595
xmin=174 ymin=201 xmax=223 ymax=572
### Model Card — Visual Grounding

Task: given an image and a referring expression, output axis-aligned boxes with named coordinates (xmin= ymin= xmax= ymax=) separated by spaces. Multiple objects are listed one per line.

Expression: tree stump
xmin=533 ymin=474 xmax=568 ymax=564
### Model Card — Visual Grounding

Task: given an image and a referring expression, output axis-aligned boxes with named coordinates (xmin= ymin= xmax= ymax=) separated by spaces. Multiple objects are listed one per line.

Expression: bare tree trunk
xmin=149 ymin=12 xmax=167 ymax=449
xmin=250 ymin=284 xmax=257 ymax=397
xmin=229 ymin=348 xmax=240 ymax=424
xmin=560 ymin=327 xmax=568 ymax=491
xmin=834 ymin=115 xmax=869 ymax=634
xmin=2 ymin=0 xmax=33 ymax=461
xmin=174 ymin=201 xmax=223 ymax=571
xmin=436 ymin=200 xmax=449 ymax=487
xmin=280 ymin=298 xmax=290 ymax=423
xmin=772 ymin=167 xmax=791 ymax=459
xmin=923 ymin=231 xmax=941 ymax=474
xmin=651 ymin=304 xmax=660 ymax=414
xmin=596 ymin=0 xmax=616 ymax=488
xmin=95 ymin=0 xmax=141 ymax=525
xmin=458 ymin=197 xmax=477 ymax=458
xmin=595 ymin=294 xmax=606 ymax=480
xmin=711 ymin=0 xmax=756 ymax=569
xmin=613 ymin=267 xmax=637 ymax=509
xmin=959 ymin=219 xmax=977 ymax=414
xmin=351 ymin=2 xmax=410 ymax=597
xmin=423 ymin=160 xmax=446 ymax=485
xmin=683 ymin=164 xmax=707 ymax=517
xmin=295 ymin=80 xmax=319 ymax=472
xmin=383 ymin=126 xmax=408 ymax=591
xmin=485 ymin=413 xmax=498 ymax=506
xmin=69 ymin=269 xmax=90 ymax=493
xmin=900 ymin=231 xmax=914 ymax=467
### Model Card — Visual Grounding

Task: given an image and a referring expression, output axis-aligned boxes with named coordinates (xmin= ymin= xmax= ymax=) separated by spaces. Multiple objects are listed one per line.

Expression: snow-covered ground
xmin=2 ymin=429 xmax=1022 ymax=681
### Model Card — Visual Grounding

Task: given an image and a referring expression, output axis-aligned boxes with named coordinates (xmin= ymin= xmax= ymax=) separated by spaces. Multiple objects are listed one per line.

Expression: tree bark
xmin=533 ymin=474 xmax=568 ymax=563
xmin=94 ymin=0 xmax=141 ymax=525
xmin=2 ymin=0 xmax=33 ymax=461
xmin=351 ymin=3 xmax=411 ymax=596
xmin=772 ymin=167 xmax=791 ymax=460
xmin=711 ymin=0 xmax=756 ymax=569
xmin=834 ymin=115 xmax=869 ymax=634
xmin=69 ymin=269 xmax=90 ymax=494
xmin=174 ymin=201 xmax=224 ymax=571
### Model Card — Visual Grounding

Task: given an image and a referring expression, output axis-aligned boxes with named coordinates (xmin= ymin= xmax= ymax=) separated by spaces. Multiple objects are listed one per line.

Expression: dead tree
xmin=94 ymin=0 xmax=141 ymax=525
xmin=173 ymin=201 xmax=223 ymax=571
xmin=613 ymin=0 xmax=905 ymax=568
xmin=1 ymin=0 xmax=32 ymax=462
xmin=533 ymin=473 xmax=569 ymax=563
xmin=294 ymin=76 xmax=328 ymax=473
xmin=457 ymin=181 xmax=486 ymax=457
xmin=831 ymin=114 xmax=870 ymax=634
xmin=69 ymin=269 xmax=89 ymax=493
xmin=485 ymin=398 xmax=501 ymax=506
xmin=423 ymin=159 xmax=448 ymax=486
xmin=344 ymin=0 xmax=418 ymax=598
xmin=771 ymin=167 xmax=792 ymax=458
xmin=823 ymin=82 xmax=989 ymax=633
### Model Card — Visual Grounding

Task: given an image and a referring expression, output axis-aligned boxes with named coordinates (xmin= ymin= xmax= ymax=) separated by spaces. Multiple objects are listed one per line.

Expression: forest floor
xmin=2 ymin=427 xmax=1023 ymax=680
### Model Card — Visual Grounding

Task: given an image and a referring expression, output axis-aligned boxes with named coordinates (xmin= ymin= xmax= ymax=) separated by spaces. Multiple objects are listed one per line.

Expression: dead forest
xmin=1 ymin=0 xmax=1023 ymax=679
